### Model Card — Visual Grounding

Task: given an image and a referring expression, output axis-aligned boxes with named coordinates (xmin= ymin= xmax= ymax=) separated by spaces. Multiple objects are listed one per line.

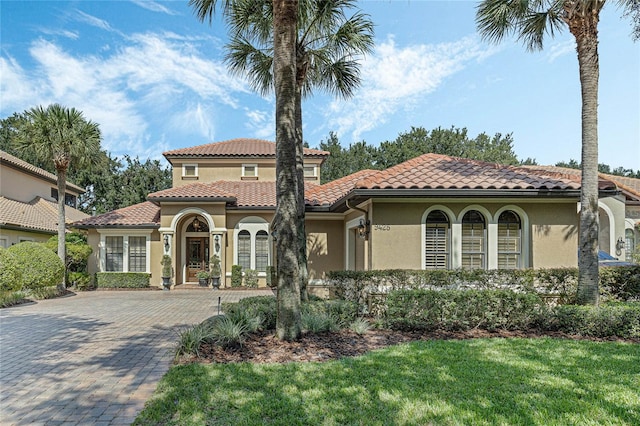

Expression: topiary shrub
xmin=266 ymin=265 xmax=276 ymax=287
xmin=0 ymin=247 xmax=23 ymax=292
xmin=536 ymin=303 xmax=640 ymax=338
xmin=7 ymin=242 xmax=64 ymax=290
xmin=244 ymin=269 xmax=259 ymax=288
xmin=231 ymin=265 xmax=243 ymax=287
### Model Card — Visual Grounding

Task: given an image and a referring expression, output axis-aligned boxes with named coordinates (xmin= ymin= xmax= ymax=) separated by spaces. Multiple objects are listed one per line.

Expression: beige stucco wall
xmin=0 ymin=228 xmax=53 ymax=247
xmin=1 ymin=164 xmax=83 ymax=203
xmin=86 ymin=229 xmax=100 ymax=277
xmin=597 ymin=196 xmax=627 ymax=257
xmin=306 ymin=219 xmax=344 ymax=280
xmin=170 ymin=159 xmax=324 ymax=187
xmin=369 ymin=200 xmax=581 ymax=270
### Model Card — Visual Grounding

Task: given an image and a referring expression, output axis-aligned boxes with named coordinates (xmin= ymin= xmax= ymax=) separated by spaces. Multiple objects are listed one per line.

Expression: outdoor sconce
xmin=191 ymin=216 xmax=201 ymax=231
xmin=357 ymin=219 xmax=370 ymax=240
xmin=214 ymin=235 xmax=221 ymax=253
xmin=616 ymin=237 xmax=625 ymax=255
xmin=163 ymin=234 xmax=170 ymax=252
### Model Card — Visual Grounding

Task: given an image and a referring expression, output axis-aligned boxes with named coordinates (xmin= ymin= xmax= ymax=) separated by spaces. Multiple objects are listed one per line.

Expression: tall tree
xmin=476 ymin=0 xmax=639 ymax=305
xmin=225 ymin=0 xmax=374 ymax=301
xmin=16 ymin=104 xmax=102 ymax=289
xmin=190 ymin=0 xmax=302 ymax=339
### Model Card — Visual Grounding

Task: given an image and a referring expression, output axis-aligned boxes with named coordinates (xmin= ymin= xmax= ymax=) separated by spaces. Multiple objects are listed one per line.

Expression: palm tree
xmin=190 ymin=0 xmax=302 ymax=340
xmin=224 ymin=0 xmax=374 ymax=300
xmin=18 ymin=104 xmax=101 ymax=289
xmin=476 ymin=0 xmax=638 ymax=305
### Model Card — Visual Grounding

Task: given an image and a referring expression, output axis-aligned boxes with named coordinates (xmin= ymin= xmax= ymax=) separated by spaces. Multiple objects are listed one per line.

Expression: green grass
xmin=135 ymin=338 xmax=639 ymax=425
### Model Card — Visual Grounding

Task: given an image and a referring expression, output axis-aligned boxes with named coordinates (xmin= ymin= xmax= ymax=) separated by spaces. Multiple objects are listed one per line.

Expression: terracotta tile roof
xmin=73 ymin=201 xmax=160 ymax=228
xmin=163 ymin=138 xmax=329 ymax=159
xmin=521 ymin=165 xmax=632 ymax=195
xmin=0 ymin=196 xmax=89 ymax=233
xmin=306 ymin=170 xmax=378 ymax=206
xmin=356 ymin=154 xmax=584 ymax=190
xmin=148 ymin=181 xmax=278 ymax=208
xmin=0 ymin=150 xmax=85 ymax=193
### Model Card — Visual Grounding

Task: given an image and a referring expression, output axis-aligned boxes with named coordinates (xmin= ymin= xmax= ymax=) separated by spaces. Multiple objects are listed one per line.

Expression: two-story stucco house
xmin=0 ymin=150 xmax=89 ymax=247
xmin=73 ymin=138 xmax=629 ymax=288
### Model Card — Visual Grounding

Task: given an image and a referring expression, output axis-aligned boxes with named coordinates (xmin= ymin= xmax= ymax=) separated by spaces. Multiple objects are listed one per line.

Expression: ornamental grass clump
xmin=349 ymin=317 xmax=371 ymax=335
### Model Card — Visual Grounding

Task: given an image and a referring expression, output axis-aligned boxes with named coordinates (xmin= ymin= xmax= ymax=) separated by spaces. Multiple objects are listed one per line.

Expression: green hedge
xmin=0 ymin=247 xmax=22 ymax=292
xmin=231 ymin=265 xmax=242 ymax=287
xmin=537 ymin=303 xmax=640 ymax=338
xmin=7 ymin=242 xmax=64 ymax=290
xmin=386 ymin=289 xmax=542 ymax=332
xmin=600 ymin=266 xmax=640 ymax=302
xmin=96 ymin=272 xmax=150 ymax=288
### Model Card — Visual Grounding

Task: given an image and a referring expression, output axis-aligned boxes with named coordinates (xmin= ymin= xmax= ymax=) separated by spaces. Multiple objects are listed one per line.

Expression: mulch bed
xmin=185 ymin=328 xmax=638 ymax=365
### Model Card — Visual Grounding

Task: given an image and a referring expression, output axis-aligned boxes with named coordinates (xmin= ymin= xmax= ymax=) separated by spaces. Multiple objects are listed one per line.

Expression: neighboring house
xmin=523 ymin=165 xmax=640 ymax=262
xmin=73 ymin=138 xmax=627 ymax=288
xmin=0 ymin=150 xmax=89 ymax=247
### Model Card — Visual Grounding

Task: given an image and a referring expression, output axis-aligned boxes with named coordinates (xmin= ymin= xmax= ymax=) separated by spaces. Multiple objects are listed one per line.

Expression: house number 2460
xmin=374 ymin=224 xmax=390 ymax=231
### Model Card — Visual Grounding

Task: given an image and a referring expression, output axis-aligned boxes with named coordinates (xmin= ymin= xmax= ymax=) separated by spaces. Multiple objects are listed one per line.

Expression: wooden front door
xmin=187 ymin=237 xmax=209 ymax=282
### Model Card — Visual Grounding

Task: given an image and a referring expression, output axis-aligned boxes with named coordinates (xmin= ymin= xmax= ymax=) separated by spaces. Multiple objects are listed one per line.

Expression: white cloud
xmin=37 ymin=28 xmax=79 ymax=40
xmin=244 ymin=107 xmax=274 ymax=139
xmin=326 ymin=35 xmax=496 ymax=141
xmin=547 ymin=40 xmax=576 ymax=62
xmin=74 ymin=10 xmax=113 ymax=32
xmin=0 ymin=32 xmax=248 ymax=159
xmin=130 ymin=0 xmax=178 ymax=15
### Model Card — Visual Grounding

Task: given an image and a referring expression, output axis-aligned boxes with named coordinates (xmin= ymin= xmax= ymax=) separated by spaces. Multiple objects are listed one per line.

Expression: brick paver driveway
xmin=0 ymin=289 xmax=272 ymax=425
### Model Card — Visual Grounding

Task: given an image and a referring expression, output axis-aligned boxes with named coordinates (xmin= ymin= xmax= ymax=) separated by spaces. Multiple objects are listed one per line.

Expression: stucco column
xmin=487 ymin=223 xmax=498 ymax=269
xmin=451 ymin=223 xmax=462 ymax=268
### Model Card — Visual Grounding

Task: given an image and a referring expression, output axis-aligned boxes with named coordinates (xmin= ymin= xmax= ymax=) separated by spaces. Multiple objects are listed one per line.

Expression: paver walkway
xmin=0 ymin=289 xmax=272 ymax=425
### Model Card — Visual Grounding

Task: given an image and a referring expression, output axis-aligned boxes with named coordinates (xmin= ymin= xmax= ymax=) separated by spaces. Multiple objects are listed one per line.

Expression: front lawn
xmin=135 ymin=338 xmax=639 ymax=425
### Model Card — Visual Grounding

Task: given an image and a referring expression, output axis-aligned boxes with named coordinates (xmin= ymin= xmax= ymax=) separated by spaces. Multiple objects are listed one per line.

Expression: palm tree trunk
xmin=274 ymin=0 xmax=301 ymax=340
xmin=569 ymin=7 xmax=600 ymax=305
xmin=56 ymin=168 xmax=67 ymax=290
xmin=295 ymin=66 xmax=309 ymax=302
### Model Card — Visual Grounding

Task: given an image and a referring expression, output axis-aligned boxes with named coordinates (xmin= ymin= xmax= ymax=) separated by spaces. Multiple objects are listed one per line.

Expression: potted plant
xmin=161 ymin=254 xmax=172 ymax=290
xmin=196 ymin=270 xmax=210 ymax=287
xmin=209 ymin=255 xmax=221 ymax=289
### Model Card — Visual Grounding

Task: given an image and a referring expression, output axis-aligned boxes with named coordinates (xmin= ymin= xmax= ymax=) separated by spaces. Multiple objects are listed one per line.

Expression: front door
xmin=187 ymin=237 xmax=209 ymax=282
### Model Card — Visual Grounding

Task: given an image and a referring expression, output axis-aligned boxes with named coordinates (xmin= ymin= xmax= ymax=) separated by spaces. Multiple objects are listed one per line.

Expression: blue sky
xmin=1 ymin=0 xmax=639 ymax=170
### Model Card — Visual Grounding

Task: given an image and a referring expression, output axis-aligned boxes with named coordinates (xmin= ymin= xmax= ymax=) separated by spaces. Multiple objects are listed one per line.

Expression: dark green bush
xmin=302 ymin=299 xmax=358 ymax=326
xmin=7 ymin=242 xmax=64 ymax=290
xmin=244 ymin=269 xmax=258 ymax=288
xmin=44 ymin=233 xmax=92 ymax=273
xmin=231 ymin=265 xmax=243 ymax=287
xmin=0 ymin=247 xmax=22 ymax=292
xmin=385 ymin=289 xmax=542 ymax=332
xmin=266 ymin=265 xmax=276 ymax=287
xmin=222 ymin=296 xmax=277 ymax=330
xmin=599 ymin=266 xmax=640 ymax=302
xmin=536 ymin=304 xmax=640 ymax=338
xmin=96 ymin=272 xmax=150 ymax=288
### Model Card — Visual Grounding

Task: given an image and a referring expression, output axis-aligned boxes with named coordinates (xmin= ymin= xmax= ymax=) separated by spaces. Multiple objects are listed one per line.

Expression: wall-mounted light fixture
xmin=163 ymin=234 xmax=170 ymax=252
xmin=357 ymin=219 xmax=370 ymax=240
xmin=214 ymin=234 xmax=221 ymax=253
xmin=616 ymin=237 xmax=625 ymax=255
xmin=191 ymin=216 xmax=201 ymax=231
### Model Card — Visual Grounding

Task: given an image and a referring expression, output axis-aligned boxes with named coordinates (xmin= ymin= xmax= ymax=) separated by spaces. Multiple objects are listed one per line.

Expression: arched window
xmin=425 ymin=210 xmax=450 ymax=269
xmin=234 ymin=217 xmax=271 ymax=272
xmin=237 ymin=230 xmax=251 ymax=270
xmin=255 ymin=231 xmax=269 ymax=272
xmin=498 ymin=210 xmax=522 ymax=269
xmin=462 ymin=210 xmax=486 ymax=269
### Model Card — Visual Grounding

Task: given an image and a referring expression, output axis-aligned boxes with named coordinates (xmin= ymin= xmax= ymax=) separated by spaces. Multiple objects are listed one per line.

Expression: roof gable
xmin=0 ymin=196 xmax=89 ymax=233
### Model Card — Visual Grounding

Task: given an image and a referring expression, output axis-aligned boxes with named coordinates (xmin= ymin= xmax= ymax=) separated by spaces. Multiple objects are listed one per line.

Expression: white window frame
xmin=303 ymin=165 xmax=317 ymax=179
xmin=242 ymin=164 xmax=258 ymax=178
xmin=98 ymin=230 xmax=152 ymax=273
xmin=182 ymin=164 xmax=198 ymax=178
xmin=233 ymin=217 xmax=271 ymax=274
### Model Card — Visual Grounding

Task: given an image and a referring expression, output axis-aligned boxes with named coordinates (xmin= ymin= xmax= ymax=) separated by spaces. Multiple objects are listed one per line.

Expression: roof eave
xmin=147 ymin=196 xmax=236 ymax=203
xmin=72 ymin=224 xmax=160 ymax=230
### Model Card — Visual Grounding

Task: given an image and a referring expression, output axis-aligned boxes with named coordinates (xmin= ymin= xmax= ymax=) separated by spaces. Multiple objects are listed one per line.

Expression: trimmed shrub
xmin=600 ymin=266 xmax=640 ymax=302
xmin=536 ymin=303 xmax=640 ymax=338
xmin=303 ymin=299 xmax=358 ymax=326
xmin=68 ymin=272 xmax=92 ymax=290
xmin=231 ymin=265 xmax=243 ymax=287
xmin=7 ymin=242 xmax=64 ymax=290
xmin=386 ymin=289 xmax=542 ymax=332
xmin=0 ymin=247 xmax=22 ymax=292
xmin=244 ymin=269 xmax=259 ymax=288
xmin=96 ymin=272 xmax=150 ymax=288
xmin=222 ymin=296 xmax=277 ymax=330
xmin=266 ymin=265 xmax=276 ymax=287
